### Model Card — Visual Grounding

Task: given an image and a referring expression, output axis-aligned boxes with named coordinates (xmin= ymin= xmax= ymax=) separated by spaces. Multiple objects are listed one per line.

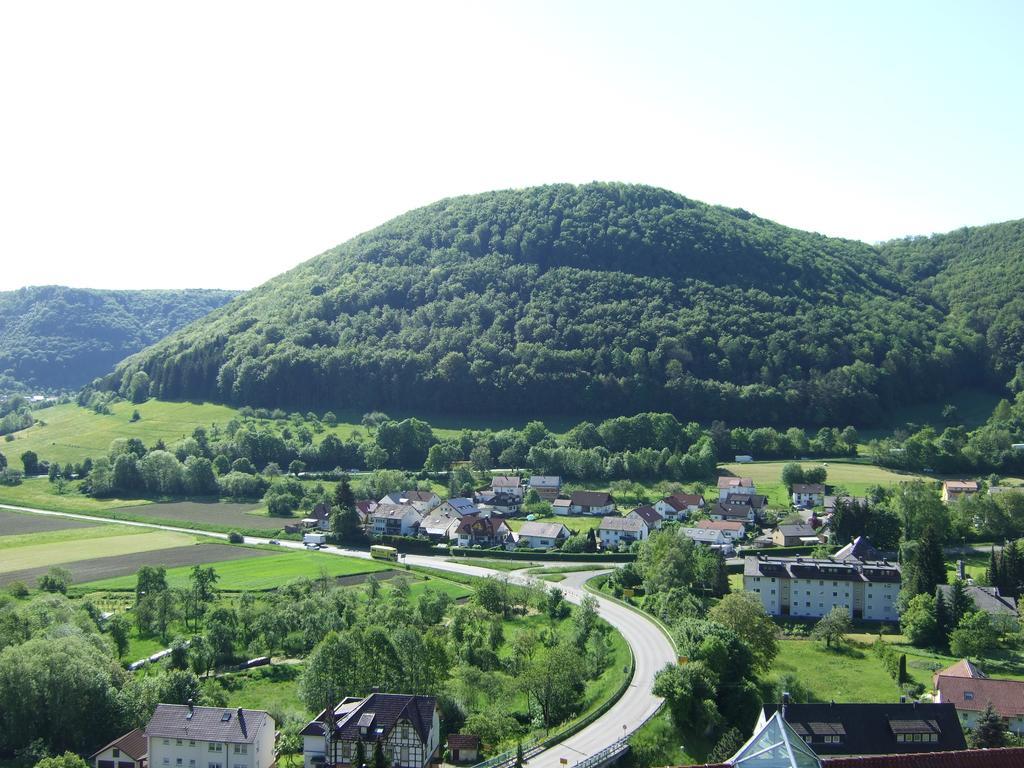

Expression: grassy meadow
xmin=0 ymin=529 xmax=196 ymax=574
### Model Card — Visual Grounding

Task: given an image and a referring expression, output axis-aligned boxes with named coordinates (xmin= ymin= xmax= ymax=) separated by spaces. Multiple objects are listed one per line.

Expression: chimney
xmin=187 ymin=699 xmax=194 ymax=719
xmin=371 ymin=686 xmax=380 ymax=694
xmin=782 ymin=692 xmax=791 ymax=706
xmin=900 ymin=696 xmax=906 ymax=704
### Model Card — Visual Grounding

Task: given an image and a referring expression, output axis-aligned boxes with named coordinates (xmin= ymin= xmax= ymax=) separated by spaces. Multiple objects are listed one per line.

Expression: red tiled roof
xmin=664 ymin=493 xmax=704 ymax=509
xmin=90 ymin=729 xmax=148 ymax=761
xmin=936 ymin=674 xmax=1024 ymax=717
xmin=447 ymin=734 xmax=480 ymax=749
xmin=823 ymin=747 xmax=1024 ymax=767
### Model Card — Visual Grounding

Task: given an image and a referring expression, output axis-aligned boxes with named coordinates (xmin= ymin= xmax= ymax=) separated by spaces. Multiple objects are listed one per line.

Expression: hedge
xmin=738 ymin=544 xmax=838 ymax=558
xmin=449 ymin=548 xmax=636 ymax=562
xmin=372 ymin=534 xmax=445 ymax=554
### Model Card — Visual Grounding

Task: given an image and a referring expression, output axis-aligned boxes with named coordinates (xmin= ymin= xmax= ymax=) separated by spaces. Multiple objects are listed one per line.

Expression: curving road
xmin=0 ymin=503 xmax=676 ymax=767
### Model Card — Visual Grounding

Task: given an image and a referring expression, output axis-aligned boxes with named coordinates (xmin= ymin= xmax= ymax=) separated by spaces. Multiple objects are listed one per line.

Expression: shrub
xmin=228 ymin=531 xmax=244 ymax=543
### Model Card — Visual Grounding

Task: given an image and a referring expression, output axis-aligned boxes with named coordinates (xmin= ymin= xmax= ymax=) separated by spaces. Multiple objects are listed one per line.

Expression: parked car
xmin=268 ymin=539 xmax=280 ymax=545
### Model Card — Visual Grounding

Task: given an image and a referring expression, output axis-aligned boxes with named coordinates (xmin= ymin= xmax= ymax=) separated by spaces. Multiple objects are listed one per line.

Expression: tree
xmin=900 ymin=593 xmax=938 ymax=647
xmin=811 ymin=607 xmax=851 ymax=648
xmin=969 ymin=701 xmax=1008 ymax=748
xmin=708 ymin=592 xmax=779 ymax=671
xmin=21 ymin=450 xmax=38 ymax=475
xmin=108 ymin=614 xmax=131 ymax=658
xmin=946 ymin=580 xmax=976 ymax=629
xmin=781 ymin=463 xmax=804 ymax=488
xmin=289 ymin=460 xmax=306 ymax=476
xmin=298 ymin=632 xmax=361 ymax=712
xmin=125 ymin=371 xmax=152 ymax=403
xmin=707 ymin=727 xmax=746 ymax=764
xmin=34 ymin=753 xmax=90 ymax=768
xmin=949 ymin=611 xmax=994 ymax=659
xmin=37 ymin=567 xmax=71 ymax=594
xmin=136 ymin=565 xmax=168 ymax=604
xmin=372 ymin=741 xmax=388 ymax=768
xmin=520 ymin=642 xmax=587 ymax=728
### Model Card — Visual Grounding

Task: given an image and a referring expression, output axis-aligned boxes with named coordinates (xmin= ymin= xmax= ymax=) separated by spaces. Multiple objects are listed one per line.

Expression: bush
xmin=228 ymin=531 xmax=244 ymax=543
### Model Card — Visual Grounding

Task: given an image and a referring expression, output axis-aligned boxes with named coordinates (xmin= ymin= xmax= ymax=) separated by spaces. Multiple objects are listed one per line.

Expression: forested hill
xmin=880 ymin=219 xmax=1024 ymax=384
xmin=102 ymin=183 xmax=1000 ymax=426
xmin=0 ymin=286 xmax=238 ymax=392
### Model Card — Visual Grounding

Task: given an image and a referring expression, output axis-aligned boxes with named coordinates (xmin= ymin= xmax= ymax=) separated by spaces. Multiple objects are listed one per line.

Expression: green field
xmin=770 ymin=638 xmax=929 ymax=702
xmin=0 ymin=529 xmax=195 ymax=574
xmin=718 ymin=460 xmax=932 ymax=507
xmin=79 ymin=550 xmax=391 ymax=591
xmin=504 ymin=514 xmax=607 ymax=533
xmin=448 ymin=558 xmax=539 ymax=571
xmin=0 ymin=478 xmax=149 ymax=513
xmin=203 ymin=665 xmax=310 ymax=724
xmin=0 ymin=523 xmax=145 ymax=551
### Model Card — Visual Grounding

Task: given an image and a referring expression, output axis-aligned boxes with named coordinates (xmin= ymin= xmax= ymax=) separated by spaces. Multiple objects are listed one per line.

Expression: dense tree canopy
xmin=101 ymin=183 xmax=1000 ymax=426
xmin=0 ymin=286 xmax=236 ymax=392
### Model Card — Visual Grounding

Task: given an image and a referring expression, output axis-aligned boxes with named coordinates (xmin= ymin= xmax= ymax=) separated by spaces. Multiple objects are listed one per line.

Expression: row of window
xmin=895 ymin=733 xmax=938 ymax=742
xmin=160 ymin=759 xmax=246 ymax=768
xmin=802 ymin=735 xmax=842 ymax=744
xmin=158 ymin=742 xmax=246 ymax=754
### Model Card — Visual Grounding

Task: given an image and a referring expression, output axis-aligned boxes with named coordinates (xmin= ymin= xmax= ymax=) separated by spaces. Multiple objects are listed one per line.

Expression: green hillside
xmin=0 ymin=286 xmax=238 ymax=392
xmin=100 ymin=183 xmax=1006 ymax=426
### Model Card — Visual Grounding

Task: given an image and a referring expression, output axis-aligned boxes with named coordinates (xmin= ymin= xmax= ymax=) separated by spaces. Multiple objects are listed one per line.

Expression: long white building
xmin=743 ymin=536 xmax=900 ymax=621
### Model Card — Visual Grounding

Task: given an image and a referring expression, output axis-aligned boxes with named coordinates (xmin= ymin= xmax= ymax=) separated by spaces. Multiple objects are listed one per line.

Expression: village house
xmin=355 ymin=500 xmax=378 ymax=524
xmin=941 ymin=480 xmax=979 ymax=503
xmin=569 ymin=490 xmax=615 ymax=516
xmin=772 ymin=522 xmax=821 ymax=547
xmin=936 ymin=583 xmax=1018 ymax=625
xmin=418 ymin=512 xmax=460 ymax=542
xmin=446 ymin=735 xmax=480 ymax=764
xmin=552 ymin=498 xmax=572 ymax=514
xmin=455 ymin=514 xmax=511 ymax=547
xmin=682 ymin=519 xmax=745 ymax=547
xmin=743 ymin=537 xmax=900 ymax=621
xmin=145 ymin=704 xmax=275 ymax=768
xmin=709 ymin=495 xmax=766 ymax=527
xmin=627 ymin=505 xmax=663 ymax=532
xmin=310 ymin=502 xmax=332 ymax=532
xmin=717 ymin=476 xmax=756 ymax=500
xmin=516 ymin=521 xmax=571 ymax=549
xmin=933 ymin=659 xmax=1024 ymax=735
xmin=474 ymin=490 xmax=520 ymax=515
xmin=301 ymin=693 xmax=440 ymax=768
xmin=370 ymin=505 xmax=422 ymax=537
xmin=490 ymin=475 xmax=523 ymax=501
xmin=653 ymin=493 xmax=705 ymax=521
xmin=436 ymin=497 xmax=476 ymax=517
xmin=91 ymin=729 xmax=147 ymax=768
xmin=378 ymin=491 xmax=441 ymax=515
xmin=528 ymin=475 xmax=562 ymax=500
xmin=597 ymin=516 xmax=647 ymax=548
xmin=791 ymin=483 xmax=826 ymax=507
xmin=823 ymin=495 xmax=868 ymax=515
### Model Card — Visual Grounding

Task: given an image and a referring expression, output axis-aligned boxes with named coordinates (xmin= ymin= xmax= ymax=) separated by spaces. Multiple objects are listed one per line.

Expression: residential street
xmin=0 ymin=503 xmax=675 ymax=768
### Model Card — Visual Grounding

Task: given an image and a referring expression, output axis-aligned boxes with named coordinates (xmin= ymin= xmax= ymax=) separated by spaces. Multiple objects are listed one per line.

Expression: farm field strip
xmin=0 ymin=530 xmax=195 ymax=574
xmin=0 ymin=507 xmax=99 ymax=536
xmin=2 ymin=543 xmax=274 ymax=589
xmin=114 ymin=501 xmax=285 ymax=530
xmin=0 ymin=523 xmax=147 ymax=551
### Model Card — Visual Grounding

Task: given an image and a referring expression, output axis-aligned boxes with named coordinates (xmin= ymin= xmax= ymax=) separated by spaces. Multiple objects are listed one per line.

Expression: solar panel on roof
xmin=221 ymin=712 xmax=231 ymax=722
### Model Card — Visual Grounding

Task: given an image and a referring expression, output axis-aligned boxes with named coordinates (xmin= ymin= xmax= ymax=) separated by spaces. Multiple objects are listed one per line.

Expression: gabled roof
xmin=719 ymin=476 xmax=755 ymax=489
xmin=447 ymin=734 xmax=481 ymax=750
xmin=552 ymin=498 xmax=572 ymax=508
xmin=403 ymin=490 xmax=439 ymax=502
xmin=529 ymin=475 xmax=561 ymax=488
xmin=935 ymin=659 xmax=986 ymax=680
xmin=792 ymin=484 xmax=826 ymax=494
xmin=936 ymin=584 xmax=1018 ymax=616
xmin=630 ymin=506 xmax=663 ymax=526
xmin=695 ymin=520 xmax=745 ymax=532
xmin=491 ymin=475 xmax=521 ymax=486
xmin=443 ymin=497 xmax=477 ymax=514
xmin=456 ymin=514 xmax=509 ymax=536
xmin=661 ymin=493 xmax=704 ymax=510
xmin=942 ymin=480 xmax=978 ymax=492
xmin=420 ymin=513 xmax=458 ymax=533
xmin=777 ymin=524 xmax=817 ymax=537
xmin=90 ymin=729 xmax=148 ymax=761
xmin=834 ymin=536 xmax=883 ymax=563
xmin=146 ymin=705 xmax=270 ymax=744
xmin=303 ymin=693 xmax=437 ymax=745
xmin=599 ymin=516 xmax=644 ymax=532
xmin=518 ymin=521 xmax=569 ymax=539
xmin=763 ymin=703 xmax=966 ymax=756
xmin=371 ymin=504 xmax=420 ymax=520
xmin=936 ymin=674 xmax=1024 ymax=717
xmin=571 ymin=490 xmax=613 ymax=507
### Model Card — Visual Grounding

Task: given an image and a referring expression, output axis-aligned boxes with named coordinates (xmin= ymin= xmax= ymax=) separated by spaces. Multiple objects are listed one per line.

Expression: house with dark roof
xmin=301 ymin=693 xmax=440 ymax=768
xmin=773 ymin=523 xmax=821 ymax=547
xmin=91 ymin=728 xmax=148 ymax=768
xmin=436 ymin=497 xmax=476 ymax=518
xmin=455 ymin=514 xmax=511 ymax=547
xmin=355 ymin=500 xmax=378 ymax=523
xmin=933 ymin=659 xmax=1024 ymax=734
xmin=792 ymin=484 xmax=826 ymax=507
xmin=710 ymin=495 xmax=767 ymax=527
xmin=760 ymin=702 xmax=966 ymax=757
xmin=569 ymin=491 xmax=615 ymax=516
xmin=935 ymin=584 xmax=1018 ymax=621
xmin=744 ymin=539 xmax=901 ymax=621
xmin=473 ymin=490 xmax=521 ymax=515
xmin=145 ymin=704 xmax=275 ymax=768
xmin=653 ymin=493 xmax=705 ymax=521
xmin=627 ymin=505 xmax=664 ymax=532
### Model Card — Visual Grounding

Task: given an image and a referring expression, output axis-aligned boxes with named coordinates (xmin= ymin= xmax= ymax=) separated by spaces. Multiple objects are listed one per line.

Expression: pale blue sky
xmin=0 ymin=1 xmax=1021 ymax=290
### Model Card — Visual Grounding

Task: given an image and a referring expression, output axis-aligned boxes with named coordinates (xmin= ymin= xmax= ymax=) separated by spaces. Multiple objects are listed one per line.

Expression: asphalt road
xmin=0 ymin=503 xmax=676 ymax=767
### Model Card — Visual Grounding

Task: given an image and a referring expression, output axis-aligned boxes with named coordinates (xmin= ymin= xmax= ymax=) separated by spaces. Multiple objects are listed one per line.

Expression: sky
xmin=1 ymin=0 xmax=1022 ymax=291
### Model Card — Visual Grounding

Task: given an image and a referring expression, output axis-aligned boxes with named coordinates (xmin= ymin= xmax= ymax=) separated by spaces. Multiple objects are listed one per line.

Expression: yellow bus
xmin=370 ymin=545 xmax=399 ymax=561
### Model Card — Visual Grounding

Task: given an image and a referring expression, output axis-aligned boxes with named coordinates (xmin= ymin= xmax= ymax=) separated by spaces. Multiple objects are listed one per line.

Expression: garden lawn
xmin=448 ymin=558 xmax=539 ymax=571
xmin=81 ymin=551 xmax=391 ymax=591
xmin=505 ymin=515 xmax=606 ymax=533
xmin=945 ymin=550 xmax=991 ymax=582
xmin=203 ymin=665 xmax=311 ymax=724
xmin=770 ymin=638 xmax=906 ymax=702
xmin=0 ymin=530 xmax=195 ymax=574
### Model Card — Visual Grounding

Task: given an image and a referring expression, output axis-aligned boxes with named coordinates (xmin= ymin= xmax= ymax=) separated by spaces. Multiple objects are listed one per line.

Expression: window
xmin=806 ymin=601 xmax=811 ymax=607
xmin=341 ymin=744 xmax=352 ymax=759
xmin=209 ymin=745 xmax=223 ymax=753
xmin=177 ymin=740 xmax=183 ymax=746
xmin=400 ymin=747 xmax=409 ymax=764
xmin=177 ymin=760 xmax=183 ymax=766
xmin=833 ymin=592 xmax=838 ymax=597
xmin=209 ymin=763 xmax=222 ymax=768
xmin=190 ymin=742 xmax=196 ymax=747
xmin=113 ymin=751 xmax=121 ymax=758
xmin=965 ymin=692 xmax=974 ymax=700
xmin=233 ymin=746 xmax=247 ymax=755
xmin=771 ymin=589 xmax=775 ymax=594
xmin=164 ymin=741 xmax=170 ymax=747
